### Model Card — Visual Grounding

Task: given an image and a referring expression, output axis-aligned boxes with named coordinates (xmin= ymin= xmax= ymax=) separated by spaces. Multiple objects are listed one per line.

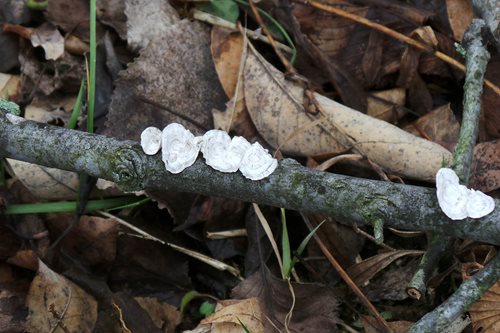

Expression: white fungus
xmin=436 ymin=168 xmax=495 ymax=220
xmin=239 ymin=142 xmax=278 ymax=180
xmin=201 ymin=130 xmax=252 ymax=172
xmin=161 ymin=123 xmax=200 ymax=174
xmin=140 ymin=126 xmax=162 ymax=155
xmin=141 ymin=123 xmax=278 ymax=180
xmin=466 ymin=189 xmax=495 ymax=219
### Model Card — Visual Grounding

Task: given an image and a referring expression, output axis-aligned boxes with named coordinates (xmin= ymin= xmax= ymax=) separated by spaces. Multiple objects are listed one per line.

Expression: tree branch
xmin=1 ymin=108 xmax=500 ymax=245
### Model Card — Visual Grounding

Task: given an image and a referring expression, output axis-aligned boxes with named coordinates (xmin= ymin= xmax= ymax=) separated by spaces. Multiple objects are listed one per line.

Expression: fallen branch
xmin=1 ymin=108 xmax=499 ymax=246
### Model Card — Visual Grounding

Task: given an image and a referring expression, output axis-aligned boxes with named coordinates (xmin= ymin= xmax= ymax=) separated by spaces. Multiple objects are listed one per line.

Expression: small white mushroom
xmin=201 ymin=131 xmax=252 ymax=172
xmin=140 ymin=126 xmax=162 ymax=155
xmin=466 ymin=189 xmax=495 ymax=218
xmin=239 ymin=142 xmax=278 ymax=180
xmin=436 ymin=168 xmax=495 ymax=220
xmin=161 ymin=123 xmax=200 ymax=174
xmin=436 ymin=182 xmax=469 ymax=220
xmin=201 ymin=129 xmax=231 ymax=171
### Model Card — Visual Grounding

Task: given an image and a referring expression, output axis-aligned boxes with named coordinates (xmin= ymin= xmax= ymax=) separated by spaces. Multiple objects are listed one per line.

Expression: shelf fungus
xmin=201 ymin=130 xmax=251 ymax=173
xmin=161 ymin=123 xmax=201 ymax=174
xmin=140 ymin=123 xmax=278 ymax=180
xmin=239 ymin=142 xmax=278 ymax=181
xmin=140 ymin=126 xmax=162 ymax=155
xmin=436 ymin=168 xmax=495 ymax=220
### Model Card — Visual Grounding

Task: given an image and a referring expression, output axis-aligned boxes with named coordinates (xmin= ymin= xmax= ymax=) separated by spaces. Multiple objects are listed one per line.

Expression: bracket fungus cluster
xmin=436 ymin=168 xmax=495 ymax=220
xmin=140 ymin=123 xmax=277 ymax=180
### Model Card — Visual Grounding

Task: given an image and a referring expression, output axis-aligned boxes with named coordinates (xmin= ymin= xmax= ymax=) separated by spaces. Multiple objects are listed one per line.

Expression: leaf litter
xmin=0 ymin=0 xmax=500 ymax=332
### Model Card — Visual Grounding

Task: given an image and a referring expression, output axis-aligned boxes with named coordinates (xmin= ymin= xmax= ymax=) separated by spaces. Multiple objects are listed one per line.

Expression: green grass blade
xmin=87 ymin=0 xmax=97 ymax=133
xmin=180 ymin=290 xmax=200 ymax=314
xmin=67 ymin=79 xmax=86 ymax=129
xmin=289 ymin=220 xmax=326 ymax=272
xmin=281 ymin=208 xmax=292 ymax=278
xmin=3 ymin=196 xmax=144 ymax=215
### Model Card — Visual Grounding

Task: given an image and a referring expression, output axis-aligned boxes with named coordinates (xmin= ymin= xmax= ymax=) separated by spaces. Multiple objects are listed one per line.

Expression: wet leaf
xmin=404 ymin=103 xmax=460 ymax=152
xmin=26 ymin=260 xmax=98 ymax=333
xmin=232 ymin=269 xmax=338 ymax=332
xmin=6 ymin=159 xmax=78 ymax=200
xmin=445 ymin=0 xmax=473 ymax=41
xmin=200 ymin=298 xmax=264 ymax=333
xmin=346 ymin=250 xmax=423 ymax=286
xmin=470 ymin=139 xmax=500 ymax=192
xmin=469 ymin=281 xmax=500 ymax=333
xmin=104 ymin=20 xmax=226 ymax=141
xmin=135 ymin=296 xmax=182 ymax=333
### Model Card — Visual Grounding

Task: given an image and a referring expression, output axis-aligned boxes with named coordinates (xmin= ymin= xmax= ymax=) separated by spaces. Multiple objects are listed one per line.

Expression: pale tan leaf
xmin=6 ymin=159 xmax=78 ymax=200
xmin=469 ymin=281 xmax=500 ymax=333
xmin=26 ymin=260 xmax=97 ymax=333
xmin=243 ymin=51 xmax=452 ymax=181
xmin=346 ymin=250 xmax=423 ymax=286
xmin=0 ymin=73 xmax=21 ymax=100
xmin=201 ymin=298 xmax=264 ymax=333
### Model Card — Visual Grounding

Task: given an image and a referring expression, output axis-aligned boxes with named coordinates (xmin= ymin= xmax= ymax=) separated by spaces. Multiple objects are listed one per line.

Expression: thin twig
xmin=301 ymin=214 xmax=393 ymax=333
xmin=296 ymin=0 xmax=500 ymax=97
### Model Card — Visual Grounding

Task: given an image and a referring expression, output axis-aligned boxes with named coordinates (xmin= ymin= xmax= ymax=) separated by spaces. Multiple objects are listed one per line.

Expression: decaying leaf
xmin=469 ymin=281 xmax=500 ymax=333
xmin=232 ymin=270 xmax=338 ymax=332
xmin=200 ymin=298 xmax=264 ymax=333
xmin=6 ymin=159 xmax=78 ymax=200
xmin=26 ymin=260 xmax=98 ymax=333
xmin=243 ymin=50 xmax=452 ymax=181
xmin=104 ymin=20 xmax=226 ymax=141
xmin=445 ymin=0 xmax=474 ymax=42
xmin=404 ymin=104 xmax=460 ymax=152
xmin=135 ymin=296 xmax=182 ymax=333
xmin=470 ymin=139 xmax=500 ymax=192
xmin=346 ymin=250 xmax=423 ymax=286
xmin=211 ymin=27 xmax=257 ymax=138
xmin=361 ymin=315 xmax=413 ymax=333
xmin=125 ymin=0 xmax=179 ymax=51
xmin=366 ymin=88 xmax=406 ymax=123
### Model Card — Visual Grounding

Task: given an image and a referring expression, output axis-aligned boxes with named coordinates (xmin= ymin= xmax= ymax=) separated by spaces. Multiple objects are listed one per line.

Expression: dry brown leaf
xmin=6 ymin=159 xmax=78 ymax=200
xmin=211 ymin=26 xmax=257 ymax=138
xmin=470 ymin=139 xmax=500 ymax=192
xmin=134 ymin=296 xmax=182 ymax=333
xmin=243 ymin=50 xmax=452 ymax=181
xmin=104 ymin=20 xmax=226 ymax=141
xmin=200 ymin=298 xmax=264 ymax=333
xmin=404 ymin=103 xmax=460 ymax=152
xmin=469 ymin=281 xmax=500 ymax=333
xmin=0 ymin=263 xmax=29 ymax=333
xmin=26 ymin=260 xmax=98 ymax=333
xmin=361 ymin=315 xmax=413 ymax=333
xmin=7 ymin=250 xmax=38 ymax=271
xmin=45 ymin=215 xmax=118 ymax=266
xmin=367 ymin=88 xmax=406 ymax=123
xmin=211 ymin=26 xmax=244 ymax=98
xmin=346 ymin=250 xmax=423 ymax=286
xmin=232 ymin=270 xmax=338 ymax=332
xmin=483 ymin=56 xmax=500 ymax=138
xmin=46 ymin=0 xmax=91 ymax=40
xmin=446 ymin=0 xmax=474 ymax=41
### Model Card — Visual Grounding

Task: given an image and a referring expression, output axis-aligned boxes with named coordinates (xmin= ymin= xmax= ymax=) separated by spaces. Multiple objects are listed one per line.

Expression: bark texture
xmin=1 ymin=109 xmax=500 ymax=245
